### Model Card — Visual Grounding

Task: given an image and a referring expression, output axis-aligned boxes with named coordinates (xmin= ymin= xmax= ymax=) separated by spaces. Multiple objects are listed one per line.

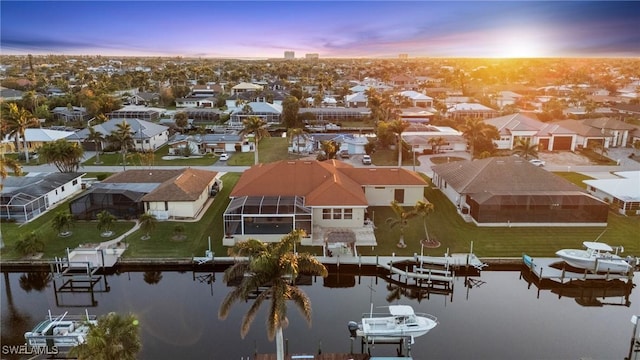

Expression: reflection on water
xmin=1 ymin=267 xmax=638 ymax=359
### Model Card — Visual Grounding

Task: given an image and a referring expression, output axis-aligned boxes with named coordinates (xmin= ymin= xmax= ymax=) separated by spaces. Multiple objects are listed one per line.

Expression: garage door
xmin=553 ymin=136 xmax=573 ymax=151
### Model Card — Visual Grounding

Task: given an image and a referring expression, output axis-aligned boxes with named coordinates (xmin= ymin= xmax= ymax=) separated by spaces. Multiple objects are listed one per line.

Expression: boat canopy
xmin=388 ymin=305 xmax=416 ymax=316
xmin=583 ymin=242 xmax=614 ymax=252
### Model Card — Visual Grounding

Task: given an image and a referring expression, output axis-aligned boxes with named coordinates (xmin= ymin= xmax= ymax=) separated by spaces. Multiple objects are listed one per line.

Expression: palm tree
xmin=413 ymin=200 xmax=435 ymax=243
xmin=174 ymin=111 xmax=188 ymax=131
xmin=51 ymin=211 xmax=74 ymax=237
xmin=288 ymin=127 xmax=306 ymax=153
xmin=427 ymin=136 xmax=447 ymax=154
xmin=15 ymin=231 xmax=44 ymax=256
xmin=87 ymin=127 xmax=105 ymax=164
xmin=219 ymin=231 xmax=328 ymax=360
xmin=318 ymin=139 xmax=340 ymax=160
xmin=138 ymin=213 xmax=157 ymax=240
xmin=459 ymin=118 xmax=499 ymax=159
xmin=0 ymin=155 xmax=22 ymax=185
xmin=5 ymin=103 xmax=39 ymax=164
xmin=385 ymin=200 xmax=417 ymax=248
xmin=69 ymin=312 xmax=141 ymax=360
xmin=239 ymin=116 xmax=270 ymax=165
xmin=387 ymin=119 xmax=410 ymax=167
xmin=38 ymin=139 xmax=84 ymax=173
xmin=108 ymin=120 xmax=135 ymax=171
xmin=97 ymin=210 xmax=116 ymax=237
xmin=512 ymin=138 xmax=538 ymax=160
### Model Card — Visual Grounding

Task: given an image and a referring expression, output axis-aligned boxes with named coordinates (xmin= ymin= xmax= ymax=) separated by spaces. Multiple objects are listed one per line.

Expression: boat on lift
xmin=351 ymin=305 xmax=438 ymax=339
xmin=24 ymin=310 xmax=98 ymax=349
xmin=555 ymin=241 xmax=636 ymax=274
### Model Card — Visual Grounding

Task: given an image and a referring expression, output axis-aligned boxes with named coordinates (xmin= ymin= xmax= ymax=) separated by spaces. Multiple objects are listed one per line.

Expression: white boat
xmin=354 ymin=305 xmax=437 ymax=339
xmin=555 ymin=241 xmax=635 ymax=274
xmin=24 ymin=311 xmax=98 ymax=349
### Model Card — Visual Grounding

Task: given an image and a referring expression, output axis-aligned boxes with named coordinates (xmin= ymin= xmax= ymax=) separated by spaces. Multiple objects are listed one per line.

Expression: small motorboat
xmin=555 ymin=241 xmax=636 ymax=274
xmin=351 ymin=305 xmax=437 ymax=339
xmin=24 ymin=311 xmax=98 ymax=349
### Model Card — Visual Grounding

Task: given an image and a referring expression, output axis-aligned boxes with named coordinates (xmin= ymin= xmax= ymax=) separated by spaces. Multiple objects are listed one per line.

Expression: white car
xmin=362 ymin=155 xmax=372 ymax=165
xmin=529 ymin=159 xmax=545 ymax=167
xmin=219 ymin=153 xmax=229 ymax=161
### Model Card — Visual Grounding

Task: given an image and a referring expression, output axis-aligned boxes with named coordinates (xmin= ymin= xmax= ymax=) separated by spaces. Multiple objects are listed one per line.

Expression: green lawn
xmin=371 ymin=149 xmax=421 ymax=166
xmin=119 ymin=172 xmax=240 ymax=258
xmin=2 ymin=170 xmax=638 ymax=261
xmin=552 ymin=172 xmax=595 ymax=189
xmin=226 ymin=137 xmax=307 ymax=166
xmin=356 ymin=177 xmax=640 ymax=258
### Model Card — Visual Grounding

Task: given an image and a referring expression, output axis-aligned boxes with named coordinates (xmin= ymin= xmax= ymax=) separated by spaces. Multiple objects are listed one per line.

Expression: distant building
xmin=399 ymin=54 xmax=408 ymax=59
xmin=305 ymin=53 xmax=319 ymax=60
xmin=284 ymin=51 xmax=295 ymax=59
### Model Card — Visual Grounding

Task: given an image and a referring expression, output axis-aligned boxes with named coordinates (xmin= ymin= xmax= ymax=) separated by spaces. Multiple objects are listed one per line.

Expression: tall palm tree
xmin=413 ymin=200 xmax=435 ymax=243
xmin=6 ymin=103 xmax=39 ymax=164
xmin=69 ymin=312 xmax=141 ymax=360
xmin=87 ymin=127 xmax=105 ymax=164
xmin=459 ymin=117 xmax=499 ymax=159
xmin=108 ymin=120 xmax=135 ymax=171
xmin=138 ymin=213 xmax=157 ymax=240
xmin=239 ymin=116 xmax=270 ymax=165
xmin=0 ymin=155 xmax=22 ymax=185
xmin=427 ymin=136 xmax=447 ymax=154
xmin=385 ymin=200 xmax=417 ymax=248
xmin=38 ymin=139 xmax=84 ymax=173
xmin=387 ymin=119 xmax=410 ymax=167
xmin=512 ymin=138 xmax=538 ymax=160
xmin=219 ymin=231 xmax=328 ymax=360
xmin=288 ymin=127 xmax=306 ymax=153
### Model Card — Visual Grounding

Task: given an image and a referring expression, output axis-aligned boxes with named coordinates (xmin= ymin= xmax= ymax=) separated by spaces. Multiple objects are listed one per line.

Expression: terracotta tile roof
xmin=432 ymin=156 xmax=583 ymax=194
xmin=231 ymin=160 xmax=427 ymax=206
xmin=103 ymin=169 xmax=217 ymax=201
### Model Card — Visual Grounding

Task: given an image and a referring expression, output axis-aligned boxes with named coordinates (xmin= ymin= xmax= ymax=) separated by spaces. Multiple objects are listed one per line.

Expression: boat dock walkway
xmin=523 ymin=255 xmax=634 ymax=283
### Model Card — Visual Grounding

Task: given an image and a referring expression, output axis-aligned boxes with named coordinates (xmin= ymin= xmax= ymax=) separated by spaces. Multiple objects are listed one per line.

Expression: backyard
xmin=2 ymin=171 xmax=638 ymax=261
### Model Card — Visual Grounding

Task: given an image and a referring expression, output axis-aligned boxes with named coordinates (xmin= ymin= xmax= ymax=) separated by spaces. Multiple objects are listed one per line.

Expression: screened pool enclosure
xmin=223 ymin=196 xmax=312 ymax=237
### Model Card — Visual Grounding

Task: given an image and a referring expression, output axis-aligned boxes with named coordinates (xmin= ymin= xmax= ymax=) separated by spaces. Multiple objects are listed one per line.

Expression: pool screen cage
xmin=224 ymin=196 xmax=312 ymax=236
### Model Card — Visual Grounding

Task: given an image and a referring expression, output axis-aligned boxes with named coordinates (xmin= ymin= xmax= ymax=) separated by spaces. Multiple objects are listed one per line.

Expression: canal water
xmin=1 ymin=267 xmax=638 ymax=359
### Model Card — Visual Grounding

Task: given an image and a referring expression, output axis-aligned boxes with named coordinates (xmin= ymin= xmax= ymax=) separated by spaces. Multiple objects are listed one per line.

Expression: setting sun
xmin=496 ymin=31 xmax=549 ymax=58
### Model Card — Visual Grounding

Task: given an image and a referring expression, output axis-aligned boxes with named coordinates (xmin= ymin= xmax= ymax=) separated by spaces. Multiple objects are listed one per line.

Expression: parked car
xmin=219 ymin=153 xmax=229 ymax=161
xmin=529 ymin=159 xmax=545 ymax=167
xmin=362 ymin=154 xmax=372 ymax=165
xmin=340 ymin=150 xmax=350 ymax=159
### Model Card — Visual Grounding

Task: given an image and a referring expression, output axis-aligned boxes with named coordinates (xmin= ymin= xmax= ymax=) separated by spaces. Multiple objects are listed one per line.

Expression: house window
xmin=394 ymin=189 xmax=405 ymax=203
xmin=344 ymin=209 xmax=353 ymax=220
xmin=164 ymin=202 xmax=169 ymax=211
xmin=322 ymin=209 xmax=331 ymax=219
xmin=72 ymin=179 xmax=78 ymax=185
xmin=332 ymin=208 xmax=342 ymax=220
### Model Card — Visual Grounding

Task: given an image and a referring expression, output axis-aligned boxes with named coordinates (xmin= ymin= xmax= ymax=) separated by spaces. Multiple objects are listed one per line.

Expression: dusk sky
xmin=2 ymin=1 xmax=639 ymax=59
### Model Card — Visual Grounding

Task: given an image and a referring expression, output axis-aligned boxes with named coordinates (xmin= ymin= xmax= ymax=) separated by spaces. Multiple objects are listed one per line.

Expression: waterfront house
xmin=431 ymin=156 xmax=608 ymax=227
xmin=69 ymin=118 xmax=169 ymax=151
xmin=1 ymin=172 xmax=84 ymax=223
xmin=69 ymin=169 xmax=220 ymax=220
xmin=1 ymin=128 xmax=75 ymax=154
xmin=584 ymin=171 xmax=640 ymax=215
xmin=223 ymin=160 xmax=428 ymax=249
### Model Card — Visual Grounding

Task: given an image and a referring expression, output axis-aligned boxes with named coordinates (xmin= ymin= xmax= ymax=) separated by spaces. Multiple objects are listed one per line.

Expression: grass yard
xmin=552 ymin=171 xmax=594 ymax=189
xmin=226 ymin=137 xmax=307 ymax=166
xmin=119 ymin=172 xmax=241 ymax=258
xmin=356 ymin=178 xmax=640 ymax=258
xmin=371 ymin=149 xmax=421 ymax=166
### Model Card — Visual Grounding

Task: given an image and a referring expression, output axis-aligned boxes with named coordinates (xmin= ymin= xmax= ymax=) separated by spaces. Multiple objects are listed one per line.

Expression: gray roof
xmin=70 ymin=118 xmax=168 ymax=140
xmin=2 ymin=173 xmax=84 ymax=197
xmin=432 ymin=156 xmax=584 ymax=195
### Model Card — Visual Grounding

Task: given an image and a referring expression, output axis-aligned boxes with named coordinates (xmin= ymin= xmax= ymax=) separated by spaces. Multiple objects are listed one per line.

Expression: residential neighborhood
xmin=1 ymin=56 xmax=639 ymax=257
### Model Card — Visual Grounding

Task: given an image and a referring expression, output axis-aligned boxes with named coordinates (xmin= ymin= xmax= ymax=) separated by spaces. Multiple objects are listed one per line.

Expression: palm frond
xmin=288 ymin=286 xmax=313 ymax=325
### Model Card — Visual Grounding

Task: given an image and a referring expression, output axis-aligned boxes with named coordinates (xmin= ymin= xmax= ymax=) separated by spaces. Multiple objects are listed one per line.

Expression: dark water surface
xmin=1 ymin=268 xmax=638 ymax=360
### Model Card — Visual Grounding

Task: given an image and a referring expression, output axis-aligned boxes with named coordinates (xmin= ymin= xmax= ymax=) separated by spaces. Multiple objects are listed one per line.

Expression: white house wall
xmin=47 ymin=176 xmax=83 ymax=205
xmin=364 ymin=186 xmax=424 ymax=206
xmin=312 ymin=207 xmax=366 ymax=228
